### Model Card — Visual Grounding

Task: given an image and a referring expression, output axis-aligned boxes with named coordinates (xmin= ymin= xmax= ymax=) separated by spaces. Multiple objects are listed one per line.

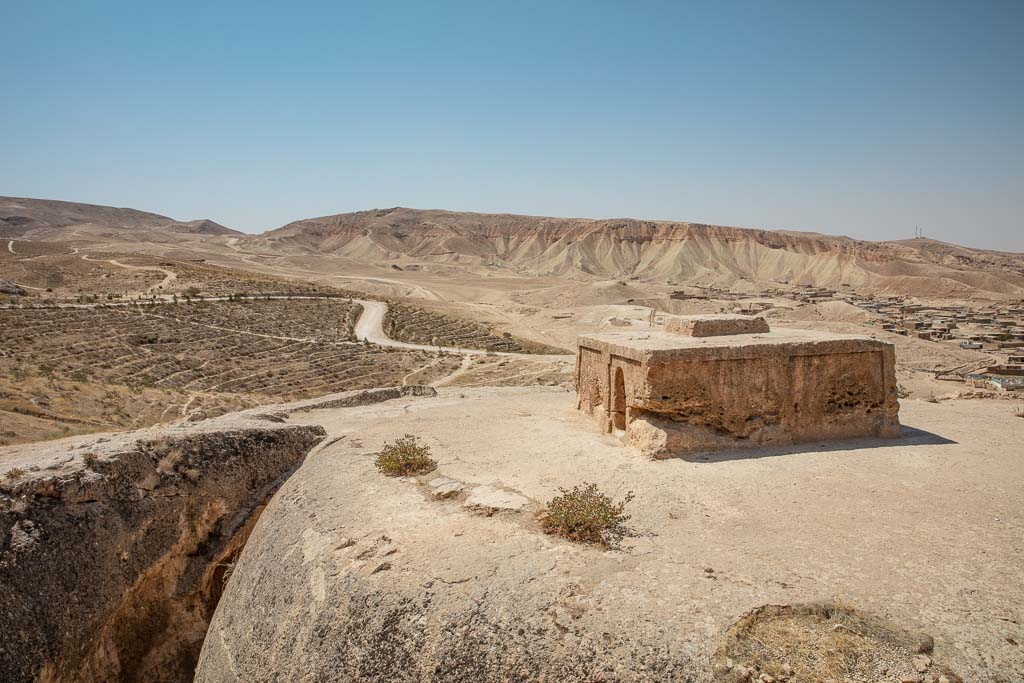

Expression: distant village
xmin=671 ymin=283 xmax=1024 ymax=392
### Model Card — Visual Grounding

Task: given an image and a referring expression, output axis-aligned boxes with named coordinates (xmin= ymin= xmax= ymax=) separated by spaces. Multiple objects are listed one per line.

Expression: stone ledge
xmin=665 ymin=314 xmax=770 ymax=337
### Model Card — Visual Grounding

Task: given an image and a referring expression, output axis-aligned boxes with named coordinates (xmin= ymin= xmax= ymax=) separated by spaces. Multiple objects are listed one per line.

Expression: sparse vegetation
xmin=1014 ymin=407 xmax=1024 ymax=418
xmin=374 ymin=434 xmax=437 ymax=476
xmin=5 ymin=467 xmax=26 ymax=481
xmin=0 ymin=301 xmax=464 ymax=445
xmin=540 ymin=482 xmax=634 ymax=548
xmin=897 ymin=384 xmax=911 ymax=399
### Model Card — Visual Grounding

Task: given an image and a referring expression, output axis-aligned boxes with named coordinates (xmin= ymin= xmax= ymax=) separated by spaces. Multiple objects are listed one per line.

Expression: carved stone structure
xmin=575 ymin=315 xmax=900 ymax=457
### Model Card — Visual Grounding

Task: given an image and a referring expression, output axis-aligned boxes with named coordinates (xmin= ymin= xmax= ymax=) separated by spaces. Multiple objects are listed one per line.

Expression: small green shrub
xmin=374 ymin=435 xmax=436 ymax=477
xmin=540 ymin=482 xmax=634 ymax=548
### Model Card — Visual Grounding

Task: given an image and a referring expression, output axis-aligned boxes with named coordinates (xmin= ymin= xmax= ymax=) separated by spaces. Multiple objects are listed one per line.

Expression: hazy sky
xmin=2 ymin=1 xmax=1022 ymax=250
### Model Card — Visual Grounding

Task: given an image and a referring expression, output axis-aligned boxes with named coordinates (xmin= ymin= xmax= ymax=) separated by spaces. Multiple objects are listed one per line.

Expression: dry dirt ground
xmin=199 ymin=387 xmax=1024 ymax=682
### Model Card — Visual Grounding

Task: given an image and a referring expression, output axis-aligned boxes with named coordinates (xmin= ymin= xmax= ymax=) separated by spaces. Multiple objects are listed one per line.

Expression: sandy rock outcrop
xmin=0 ymin=386 xmax=436 ymax=682
xmin=0 ymin=420 xmax=325 ymax=682
xmin=0 ymin=389 xmax=430 ymax=683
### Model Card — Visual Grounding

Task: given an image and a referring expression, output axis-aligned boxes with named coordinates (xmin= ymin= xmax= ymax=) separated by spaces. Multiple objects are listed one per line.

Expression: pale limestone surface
xmin=197 ymin=387 xmax=1024 ymax=682
xmin=427 ymin=476 xmax=464 ymax=499
xmin=463 ymin=484 xmax=532 ymax=513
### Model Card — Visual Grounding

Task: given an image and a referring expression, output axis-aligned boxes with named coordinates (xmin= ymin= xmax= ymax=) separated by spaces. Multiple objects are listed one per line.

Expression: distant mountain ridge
xmin=261 ymin=207 xmax=1024 ymax=297
xmin=0 ymin=196 xmax=240 ymax=238
xmin=2 ymin=197 xmax=1021 ymax=298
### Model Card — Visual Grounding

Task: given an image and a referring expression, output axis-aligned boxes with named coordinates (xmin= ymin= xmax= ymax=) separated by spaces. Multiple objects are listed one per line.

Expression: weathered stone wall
xmin=575 ymin=346 xmax=604 ymax=416
xmin=576 ymin=328 xmax=900 ymax=457
xmin=576 ymin=346 xmax=644 ymax=431
xmin=629 ymin=346 xmax=899 ymax=456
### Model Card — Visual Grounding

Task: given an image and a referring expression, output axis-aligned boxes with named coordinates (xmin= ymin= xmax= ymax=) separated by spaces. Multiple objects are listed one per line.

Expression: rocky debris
xmin=427 ymin=475 xmax=464 ymax=499
xmin=0 ymin=279 xmax=26 ymax=296
xmin=463 ymin=484 xmax=531 ymax=514
xmin=914 ymin=654 xmax=932 ymax=672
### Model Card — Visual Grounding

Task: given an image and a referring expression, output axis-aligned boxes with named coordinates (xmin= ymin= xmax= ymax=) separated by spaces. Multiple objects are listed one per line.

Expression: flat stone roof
xmin=578 ymin=327 xmax=887 ymax=361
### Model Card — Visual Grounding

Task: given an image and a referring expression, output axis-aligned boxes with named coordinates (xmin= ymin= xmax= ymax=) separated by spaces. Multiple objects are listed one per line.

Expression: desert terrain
xmin=1 ymin=196 xmax=1022 ymax=681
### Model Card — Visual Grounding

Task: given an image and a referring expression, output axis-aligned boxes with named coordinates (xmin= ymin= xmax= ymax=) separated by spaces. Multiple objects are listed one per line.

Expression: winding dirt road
xmin=80 ymin=254 xmax=177 ymax=292
xmin=352 ymin=299 xmax=571 ymax=359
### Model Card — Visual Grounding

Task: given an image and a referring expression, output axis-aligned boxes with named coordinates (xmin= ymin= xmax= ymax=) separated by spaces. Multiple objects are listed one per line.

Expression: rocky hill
xmin=0 ymin=196 xmax=241 ymax=239
xmin=262 ymin=207 xmax=1024 ymax=298
xmin=4 ymin=197 xmax=1021 ymax=298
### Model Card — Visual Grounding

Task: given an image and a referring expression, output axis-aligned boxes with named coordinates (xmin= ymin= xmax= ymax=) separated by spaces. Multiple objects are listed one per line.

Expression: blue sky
xmin=2 ymin=1 xmax=1022 ymax=250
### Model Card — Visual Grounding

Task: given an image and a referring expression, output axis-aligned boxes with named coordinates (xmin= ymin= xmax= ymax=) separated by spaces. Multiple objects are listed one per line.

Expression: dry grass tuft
xmin=4 ymin=467 xmax=26 ymax=481
xmin=1013 ymin=406 xmax=1024 ymax=418
xmin=374 ymin=434 xmax=437 ymax=477
xmin=540 ymin=482 xmax=634 ymax=548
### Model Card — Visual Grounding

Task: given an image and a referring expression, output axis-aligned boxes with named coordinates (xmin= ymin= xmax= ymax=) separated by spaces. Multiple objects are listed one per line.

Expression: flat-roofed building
xmin=575 ymin=315 xmax=900 ymax=458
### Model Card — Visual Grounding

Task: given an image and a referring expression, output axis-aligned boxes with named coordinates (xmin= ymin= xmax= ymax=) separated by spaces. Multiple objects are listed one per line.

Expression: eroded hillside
xmin=260 ymin=207 xmax=1024 ymax=298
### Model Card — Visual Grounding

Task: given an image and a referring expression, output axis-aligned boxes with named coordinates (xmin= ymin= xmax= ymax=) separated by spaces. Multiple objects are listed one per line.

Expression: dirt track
xmin=80 ymin=254 xmax=177 ymax=293
xmin=353 ymin=299 xmax=573 ymax=360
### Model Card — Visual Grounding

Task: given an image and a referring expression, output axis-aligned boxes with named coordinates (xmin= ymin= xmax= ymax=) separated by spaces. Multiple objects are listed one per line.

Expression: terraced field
xmin=0 ymin=241 xmax=335 ymax=300
xmin=0 ymin=299 xmax=462 ymax=445
xmin=164 ymin=297 xmax=362 ymax=342
xmin=383 ymin=302 xmax=564 ymax=353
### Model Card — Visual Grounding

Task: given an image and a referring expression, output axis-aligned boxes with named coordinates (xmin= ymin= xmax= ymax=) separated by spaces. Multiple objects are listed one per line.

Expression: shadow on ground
xmin=685 ymin=424 xmax=956 ymax=464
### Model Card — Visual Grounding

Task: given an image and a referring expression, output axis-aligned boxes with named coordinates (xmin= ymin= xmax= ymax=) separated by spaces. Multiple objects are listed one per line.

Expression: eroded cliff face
xmin=259 ymin=208 xmax=1024 ymax=297
xmin=0 ymin=419 xmax=325 ymax=682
